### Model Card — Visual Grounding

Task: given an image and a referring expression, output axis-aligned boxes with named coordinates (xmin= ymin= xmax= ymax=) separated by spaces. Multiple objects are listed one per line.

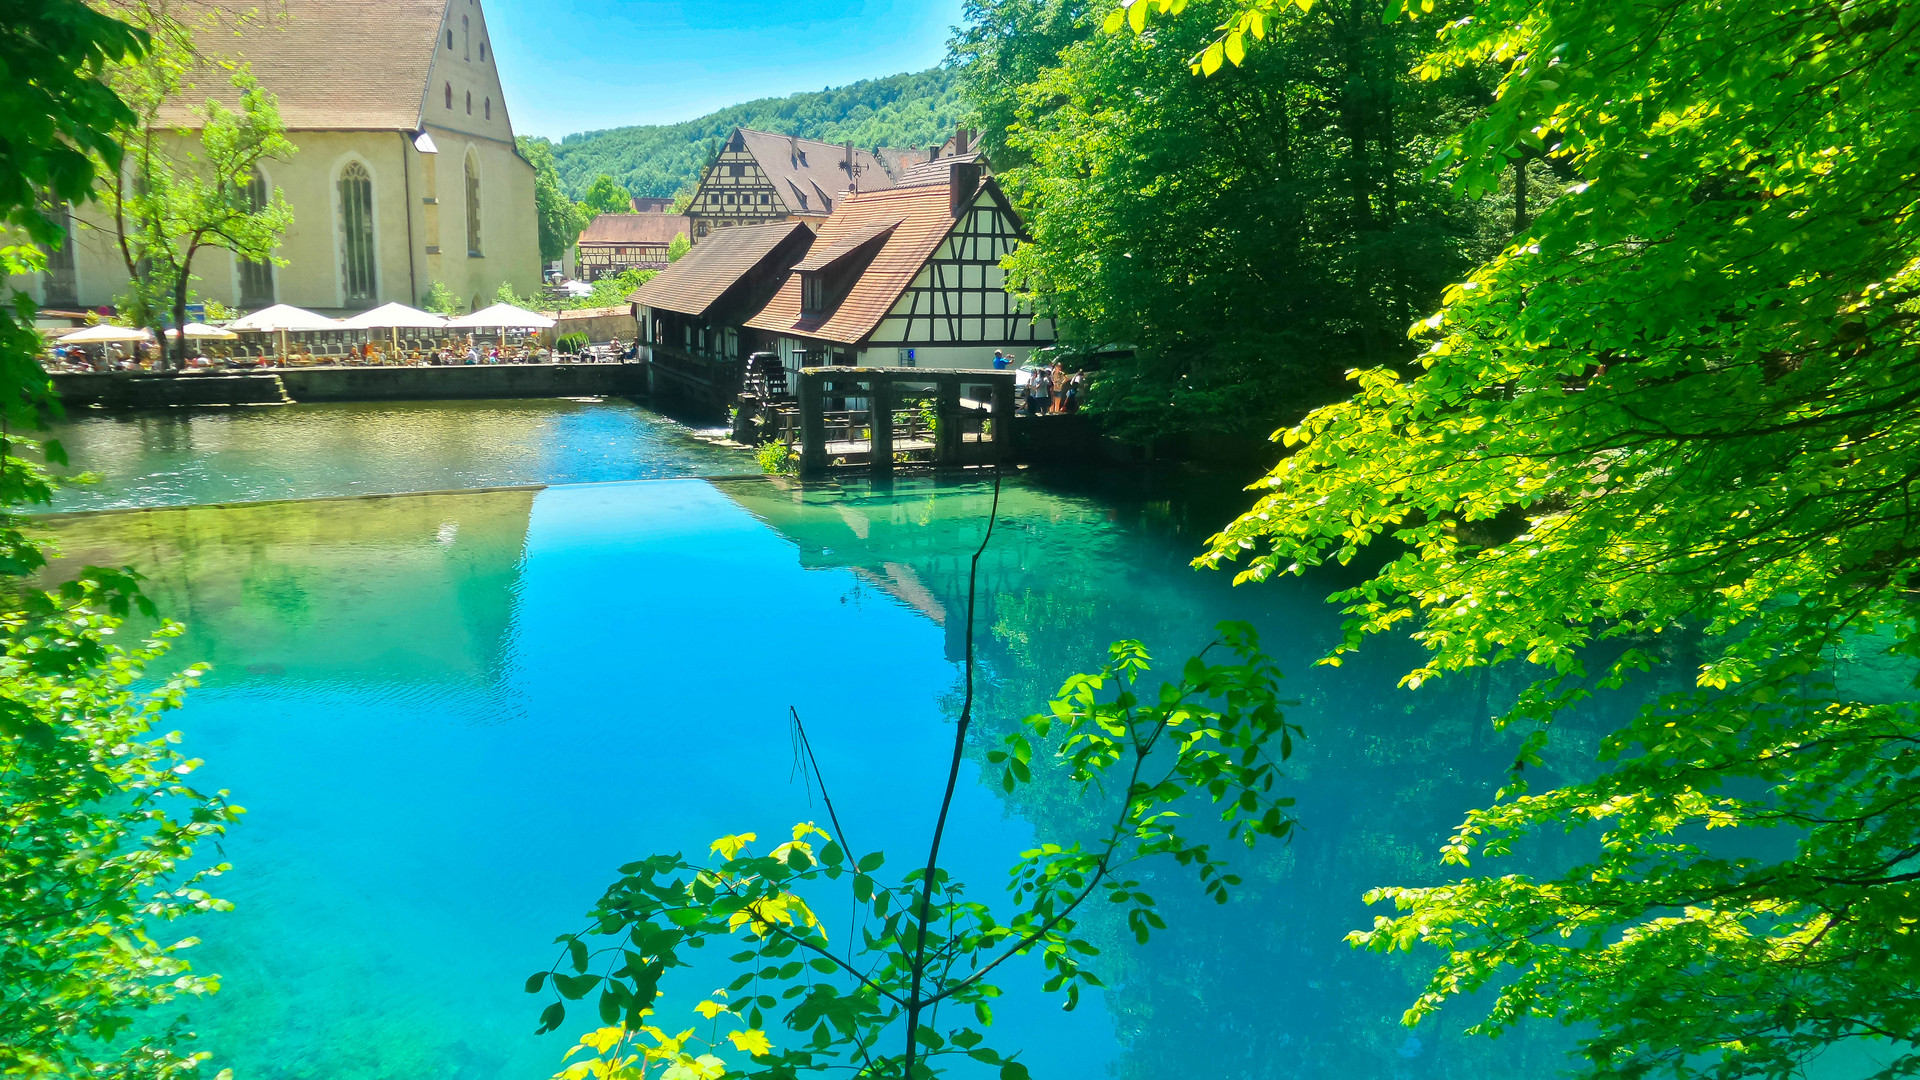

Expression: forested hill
xmin=545 ymin=68 xmax=962 ymax=199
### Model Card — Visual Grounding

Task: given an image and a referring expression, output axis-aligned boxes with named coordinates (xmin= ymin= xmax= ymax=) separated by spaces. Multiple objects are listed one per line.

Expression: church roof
xmin=732 ymin=129 xmax=895 ymax=216
xmin=153 ymin=0 xmax=446 ymax=131
xmin=631 ymin=220 xmax=814 ymax=318
xmin=746 ymin=183 xmax=974 ymax=346
xmin=578 ymin=213 xmax=690 ymax=247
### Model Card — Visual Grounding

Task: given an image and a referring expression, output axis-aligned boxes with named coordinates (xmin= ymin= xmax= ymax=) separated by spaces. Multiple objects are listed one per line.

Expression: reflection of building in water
xmin=40 ymin=489 xmax=534 ymax=690
xmin=713 ymin=477 xmax=1096 ymax=662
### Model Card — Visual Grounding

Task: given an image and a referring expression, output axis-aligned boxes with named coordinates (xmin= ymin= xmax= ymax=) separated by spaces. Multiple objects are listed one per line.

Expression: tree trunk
xmin=1513 ymin=155 xmax=1531 ymax=234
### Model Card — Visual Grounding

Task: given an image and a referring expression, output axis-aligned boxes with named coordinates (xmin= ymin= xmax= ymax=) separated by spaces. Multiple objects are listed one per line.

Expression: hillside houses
xmin=575 ymin=212 xmax=689 ymax=280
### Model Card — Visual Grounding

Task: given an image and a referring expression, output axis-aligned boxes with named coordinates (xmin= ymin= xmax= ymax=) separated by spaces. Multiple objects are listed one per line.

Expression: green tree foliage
xmin=109 ymin=69 xmax=294 ymax=367
xmin=421 ymin=281 xmax=465 ymax=317
xmin=96 ymin=3 xmax=295 ymax=367
xmin=665 ymin=233 xmax=689 ymax=263
xmin=534 ymin=600 xmax=1297 ymax=1078
xmin=1 ymin=4 xmax=238 ymax=1078
xmin=0 ymin=585 xmax=241 ymax=1080
xmin=549 ymin=68 xmax=964 ymax=199
xmin=948 ymin=0 xmax=1094 ymax=170
xmin=981 ymin=0 xmax=1513 ymax=442
xmin=580 ymin=173 xmax=635 ymax=218
xmin=0 ymin=0 xmax=145 ymax=432
xmin=1178 ymin=0 xmax=1920 ymax=1073
xmin=519 ymin=136 xmax=589 ymax=264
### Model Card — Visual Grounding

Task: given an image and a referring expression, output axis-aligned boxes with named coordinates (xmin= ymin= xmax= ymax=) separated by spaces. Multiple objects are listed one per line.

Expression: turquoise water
xmin=43 ymin=466 xmax=1581 ymax=1080
xmin=36 ymin=398 xmax=750 ymax=512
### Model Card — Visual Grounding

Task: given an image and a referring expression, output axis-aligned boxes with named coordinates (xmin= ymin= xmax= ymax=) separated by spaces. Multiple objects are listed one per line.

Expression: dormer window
xmin=802 ymin=273 xmax=825 ymax=316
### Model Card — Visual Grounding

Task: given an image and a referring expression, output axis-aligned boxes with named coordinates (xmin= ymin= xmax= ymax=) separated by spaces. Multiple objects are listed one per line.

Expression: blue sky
xmin=487 ymin=0 xmax=966 ymax=140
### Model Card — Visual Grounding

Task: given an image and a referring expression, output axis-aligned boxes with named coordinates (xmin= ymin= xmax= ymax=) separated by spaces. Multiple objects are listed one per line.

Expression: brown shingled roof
xmin=735 ymin=129 xmax=894 ymax=216
xmin=745 ymin=183 xmax=972 ymax=346
xmin=895 ymin=153 xmax=988 ymax=188
xmin=151 ymin=0 xmax=445 ymax=131
xmin=631 ymin=220 xmax=814 ymax=317
xmin=578 ymin=213 xmax=690 ymax=246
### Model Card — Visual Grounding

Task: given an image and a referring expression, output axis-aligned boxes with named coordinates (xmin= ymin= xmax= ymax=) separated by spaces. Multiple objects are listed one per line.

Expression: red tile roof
xmin=745 ymin=183 xmax=968 ymax=346
xmin=578 ymin=213 xmax=690 ymax=247
xmin=630 ymin=220 xmax=814 ymax=317
xmin=152 ymin=0 xmax=445 ymax=131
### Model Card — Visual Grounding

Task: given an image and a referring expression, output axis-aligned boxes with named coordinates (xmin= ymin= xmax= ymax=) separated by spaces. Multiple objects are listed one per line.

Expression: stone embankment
xmin=52 ymin=363 xmax=644 ymax=408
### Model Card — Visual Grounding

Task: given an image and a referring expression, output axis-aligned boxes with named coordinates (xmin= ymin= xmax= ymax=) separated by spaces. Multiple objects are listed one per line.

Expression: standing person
xmin=467 ymin=338 xmax=480 ymax=366
xmin=992 ymin=349 xmax=1009 ymax=370
xmin=1049 ymin=360 xmax=1068 ymax=414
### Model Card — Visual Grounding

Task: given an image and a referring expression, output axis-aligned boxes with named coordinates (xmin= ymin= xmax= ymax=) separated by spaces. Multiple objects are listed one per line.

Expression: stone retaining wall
xmin=52 ymin=363 xmax=644 ymax=408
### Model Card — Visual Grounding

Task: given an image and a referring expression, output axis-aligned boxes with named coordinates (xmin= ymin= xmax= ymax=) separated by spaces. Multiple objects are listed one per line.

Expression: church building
xmin=20 ymin=0 xmax=541 ymax=316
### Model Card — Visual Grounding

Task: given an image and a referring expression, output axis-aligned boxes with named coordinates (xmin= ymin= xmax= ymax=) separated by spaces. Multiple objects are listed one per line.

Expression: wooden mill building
xmin=632 ymin=158 xmax=1051 ymax=378
xmin=685 ymin=129 xmax=893 ymax=243
xmin=630 ymin=220 xmax=814 ymax=364
xmin=744 ymin=160 xmax=1052 ymax=370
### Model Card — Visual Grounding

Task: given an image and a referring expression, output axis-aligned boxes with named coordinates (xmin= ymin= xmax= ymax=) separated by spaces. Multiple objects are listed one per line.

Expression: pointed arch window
xmin=40 ymin=200 xmax=78 ymax=308
xmin=338 ymin=161 xmax=376 ymax=306
xmin=445 ymin=82 xmax=452 ymax=109
xmin=465 ymin=91 xmax=472 ymax=115
xmin=465 ymin=156 xmax=483 ymax=257
xmin=239 ymin=169 xmax=275 ymax=307
xmin=484 ymin=98 xmax=491 ymax=120
xmin=462 ymin=15 xmax=470 ymax=60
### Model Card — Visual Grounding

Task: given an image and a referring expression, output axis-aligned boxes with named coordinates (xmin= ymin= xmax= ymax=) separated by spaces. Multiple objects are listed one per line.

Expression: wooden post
xmin=935 ymin=375 xmax=962 ymax=467
xmin=799 ymin=368 xmax=828 ymax=475
xmin=869 ymin=374 xmax=893 ymax=474
xmin=990 ymin=371 xmax=1015 ymax=463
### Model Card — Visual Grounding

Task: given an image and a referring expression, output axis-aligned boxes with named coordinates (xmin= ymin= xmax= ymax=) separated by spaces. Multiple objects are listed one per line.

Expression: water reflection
xmin=37 ymin=398 xmax=751 ymax=513
xmin=35 ymin=471 xmax=1582 ymax=1080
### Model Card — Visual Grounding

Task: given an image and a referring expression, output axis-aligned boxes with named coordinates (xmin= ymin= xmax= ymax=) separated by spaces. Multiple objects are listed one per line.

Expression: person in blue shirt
xmin=992 ymin=350 xmax=1009 ymax=369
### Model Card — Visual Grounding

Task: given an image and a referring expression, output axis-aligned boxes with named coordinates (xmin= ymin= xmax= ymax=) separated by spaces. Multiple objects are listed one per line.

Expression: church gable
xmin=422 ymin=0 xmax=518 ymax=143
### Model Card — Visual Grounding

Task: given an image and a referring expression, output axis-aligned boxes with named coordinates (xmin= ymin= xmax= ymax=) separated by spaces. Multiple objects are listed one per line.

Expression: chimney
xmin=955 ymin=128 xmax=971 ymax=156
xmin=950 ymin=160 xmax=983 ymax=217
xmin=844 ymin=141 xmax=855 ymax=191
xmin=929 ymin=143 xmax=940 ymax=162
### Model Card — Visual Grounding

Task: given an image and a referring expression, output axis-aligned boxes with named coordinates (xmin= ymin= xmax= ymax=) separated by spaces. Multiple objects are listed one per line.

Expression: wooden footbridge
xmin=793 ymin=367 xmax=1017 ymax=475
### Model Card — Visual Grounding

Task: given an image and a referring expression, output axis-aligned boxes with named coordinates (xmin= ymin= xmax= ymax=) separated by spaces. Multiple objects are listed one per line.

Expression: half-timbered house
xmin=630 ymin=219 xmax=814 ymax=364
xmin=685 ymin=129 xmax=894 ymax=244
xmin=574 ymin=212 xmax=689 ymax=280
xmin=743 ymin=160 xmax=1052 ymax=372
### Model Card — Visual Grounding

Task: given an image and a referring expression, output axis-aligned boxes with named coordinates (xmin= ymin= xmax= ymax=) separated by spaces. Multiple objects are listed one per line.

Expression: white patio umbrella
xmin=447 ymin=303 xmax=556 ymax=329
xmin=338 ymin=302 xmax=449 ymax=329
xmin=339 ymin=302 xmax=450 ymax=357
xmin=226 ymin=304 xmax=340 ymax=363
xmin=163 ymin=322 xmax=240 ymax=340
xmin=225 ymin=303 xmax=339 ymax=332
xmin=56 ymin=324 xmax=152 ymax=344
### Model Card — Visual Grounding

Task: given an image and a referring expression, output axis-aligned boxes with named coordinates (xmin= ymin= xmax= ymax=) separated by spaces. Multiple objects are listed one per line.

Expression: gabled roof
xmin=579 ymin=213 xmax=690 ymax=246
xmin=631 ymin=220 xmax=814 ymax=317
xmin=152 ymin=0 xmax=446 ymax=131
xmin=746 ymin=183 xmax=988 ymax=345
xmin=734 ymin=129 xmax=895 ymax=217
xmin=793 ymin=220 xmax=900 ymax=272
